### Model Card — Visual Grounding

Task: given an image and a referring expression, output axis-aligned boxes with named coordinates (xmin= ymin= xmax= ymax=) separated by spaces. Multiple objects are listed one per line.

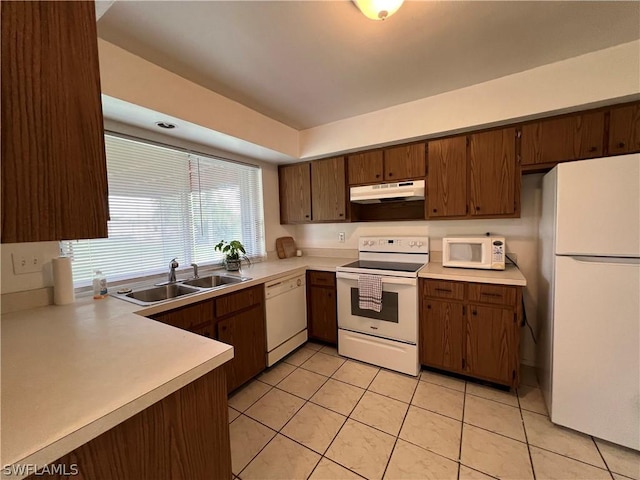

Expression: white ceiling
xmin=99 ymin=1 xmax=640 ymax=130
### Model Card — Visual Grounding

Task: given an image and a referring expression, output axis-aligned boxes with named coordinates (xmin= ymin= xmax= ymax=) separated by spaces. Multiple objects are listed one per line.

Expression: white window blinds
xmin=64 ymin=134 xmax=265 ymax=287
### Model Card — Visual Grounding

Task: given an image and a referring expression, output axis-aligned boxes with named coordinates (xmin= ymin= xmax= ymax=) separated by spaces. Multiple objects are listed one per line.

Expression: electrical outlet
xmin=338 ymin=232 xmax=346 ymax=243
xmin=12 ymin=253 xmax=43 ymax=274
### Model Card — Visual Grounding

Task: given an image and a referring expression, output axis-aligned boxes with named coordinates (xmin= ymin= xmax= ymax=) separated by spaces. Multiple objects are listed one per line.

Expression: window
xmin=64 ymin=134 xmax=265 ymax=286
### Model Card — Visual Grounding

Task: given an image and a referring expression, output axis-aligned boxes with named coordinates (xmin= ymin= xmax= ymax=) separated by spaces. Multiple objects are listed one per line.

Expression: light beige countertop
xmin=1 ymin=256 xmax=353 ymax=477
xmin=419 ymin=261 xmax=527 ymax=286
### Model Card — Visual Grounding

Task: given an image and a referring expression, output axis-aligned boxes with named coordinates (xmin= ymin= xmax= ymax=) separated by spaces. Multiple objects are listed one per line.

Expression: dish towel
xmin=358 ymin=274 xmax=383 ymax=312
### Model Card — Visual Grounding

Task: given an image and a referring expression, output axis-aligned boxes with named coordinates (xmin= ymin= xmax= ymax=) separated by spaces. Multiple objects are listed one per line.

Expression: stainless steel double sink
xmin=112 ymin=274 xmax=251 ymax=306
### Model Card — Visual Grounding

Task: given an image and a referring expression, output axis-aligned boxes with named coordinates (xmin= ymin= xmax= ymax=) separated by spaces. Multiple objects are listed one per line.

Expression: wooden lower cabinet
xmin=419 ymin=299 xmax=464 ymax=373
xmin=217 ymin=304 xmax=266 ymax=392
xmin=30 ymin=367 xmax=231 ymax=480
xmin=306 ymin=271 xmax=337 ymax=345
xmin=419 ymin=279 xmax=521 ymax=388
xmin=215 ymin=285 xmax=267 ymax=392
xmin=150 ymin=284 xmax=267 ymax=393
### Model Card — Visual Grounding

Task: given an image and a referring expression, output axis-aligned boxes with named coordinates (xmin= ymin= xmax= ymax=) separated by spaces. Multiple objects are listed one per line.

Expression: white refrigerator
xmin=538 ymin=153 xmax=640 ymax=450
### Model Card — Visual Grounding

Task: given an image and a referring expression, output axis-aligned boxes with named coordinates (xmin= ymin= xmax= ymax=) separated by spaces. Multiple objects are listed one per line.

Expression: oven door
xmin=336 ymin=272 xmax=418 ymax=344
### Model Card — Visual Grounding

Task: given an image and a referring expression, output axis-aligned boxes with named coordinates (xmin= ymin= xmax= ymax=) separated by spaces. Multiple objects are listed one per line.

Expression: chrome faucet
xmin=168 ymin=258 xmax=179 ymax=283
xmin=191 ymin=262 xmax=199 ymax=279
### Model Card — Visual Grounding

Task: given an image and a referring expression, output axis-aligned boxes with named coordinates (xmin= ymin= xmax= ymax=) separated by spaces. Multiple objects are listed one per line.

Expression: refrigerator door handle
xmin=568 ymin=256 xmax=640 ymax=266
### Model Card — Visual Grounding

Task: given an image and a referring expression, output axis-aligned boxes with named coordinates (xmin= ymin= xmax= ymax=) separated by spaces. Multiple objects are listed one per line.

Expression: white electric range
xmin=335 ymin=236 xmax=429 ymax=376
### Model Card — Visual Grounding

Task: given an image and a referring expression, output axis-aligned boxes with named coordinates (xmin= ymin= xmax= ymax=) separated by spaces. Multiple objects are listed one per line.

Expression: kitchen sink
xmin=112 ymin=273 xmax=251 ymax=306
xmin=124 ymin=284 xmax=201 ymax=304
xmin=181 ymin=274 xmax=245 ymax=289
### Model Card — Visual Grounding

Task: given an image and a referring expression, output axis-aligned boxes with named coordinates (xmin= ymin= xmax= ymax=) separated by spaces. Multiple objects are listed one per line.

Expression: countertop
xmin=419 ymin=261 xmax=527 ymax=286
xmin=2 ymin=255 xmax=524 ymax=474
xmin=0 ymin=256 xmax=353 ymax=477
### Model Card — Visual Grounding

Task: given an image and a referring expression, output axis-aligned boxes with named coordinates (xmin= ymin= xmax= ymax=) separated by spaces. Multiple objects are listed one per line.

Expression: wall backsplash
xmin=294 ymin=174 xmax=544 ymax=365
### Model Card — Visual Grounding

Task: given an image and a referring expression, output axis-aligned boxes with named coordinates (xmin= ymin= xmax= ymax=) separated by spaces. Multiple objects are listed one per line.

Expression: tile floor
xmin=228 ymin=342 xmax=640 ymax=480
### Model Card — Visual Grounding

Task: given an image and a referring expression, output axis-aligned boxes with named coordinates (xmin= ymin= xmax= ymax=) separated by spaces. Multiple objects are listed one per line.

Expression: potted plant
xmin=214 ymin=240 xmax=250 ymax=271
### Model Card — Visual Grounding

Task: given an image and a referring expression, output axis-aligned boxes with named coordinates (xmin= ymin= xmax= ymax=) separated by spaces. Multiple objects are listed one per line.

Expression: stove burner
xmin=340 ymin=260 xmax=424 ymax=273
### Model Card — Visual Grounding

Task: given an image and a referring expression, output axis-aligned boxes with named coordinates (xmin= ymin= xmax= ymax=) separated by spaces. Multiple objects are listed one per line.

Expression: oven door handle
xmin=336 ymin=271 xmax=417 ymax=286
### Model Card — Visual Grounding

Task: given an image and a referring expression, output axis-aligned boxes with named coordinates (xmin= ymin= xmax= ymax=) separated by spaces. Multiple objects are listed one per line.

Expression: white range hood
xmin=350 ymin=180 xmax=425 ymax=204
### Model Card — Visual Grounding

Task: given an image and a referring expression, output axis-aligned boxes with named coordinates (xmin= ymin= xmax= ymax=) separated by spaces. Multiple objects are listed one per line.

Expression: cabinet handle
xmin=305 ymin=214 xmax=310 ymax=218
xmin=481 ymin=292 xmax=503 ymax=298
xmin=388 ymin=172 xmax=394 ymax=177
xmin=589 ymin=146 xmax=597 ymax=152
xmin=475 ymin=206 xmax=481 ymax=211
xmin=472 ymin=310 xmax=477 ymax=316
xmin=427 ymin=304 xmax=431 ymax=309
xmin=221 ymin=326 xmax=227 ymax=332
xmin=434 ymin=288 xmax=452 ymax=293
xmin=618 ymin=142 xmax=626 ymax=148
xmin=375 ymin=174 xmax=380 ymax=178
xmin=432 ymin=208 xmax=437 ymax=213
xmin=339 ymin=213 xmax=344 ymax=217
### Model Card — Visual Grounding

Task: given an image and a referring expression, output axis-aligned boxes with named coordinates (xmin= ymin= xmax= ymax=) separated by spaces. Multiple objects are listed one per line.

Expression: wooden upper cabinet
xmin=469 ymin=128 xmax=517 ymax=217
xmin=427 ymin=137 xmax=467 ymax=218
xmin=347 ymin=151 xmax=383 ymax=185
xmin=383 ymin=143 xmax=426 ymax=181
xmin=311 ymin=156 xmax=346 ymax=222
xmin=521 ymin=111 xmax=605 ymax=166
xmin=1 ymin=1 xmax=109 ymax=243
xmin=609 ymin=103 xmax=640 ymax=155
xmin=279 ymin=163 xmax=311 ymax=223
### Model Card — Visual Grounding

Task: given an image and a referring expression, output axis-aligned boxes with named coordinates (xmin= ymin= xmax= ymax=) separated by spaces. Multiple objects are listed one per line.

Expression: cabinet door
xmin=1 ymin=1 xmax=108 ymax=243
xmin=217 ymin=305 xmax=266 ymax=392
xmin=279 ymin=163 xmax=311 ymax=223
xmin=464 ymin=305 xmax=517 ymax=385
xmin=308 ymin=286 xmax=338 ymax=345
xmin=427 ymin=137 xmax=467 ymax=218
xmin=609 ymin=103 xmax=640 ymax=155
xmin=469 ymin=128 xmax=517 ymax=216
xmin=152 ymin=300 xmax=214 ymax=331
xmin=311 ymin=156 xmax=346 ymax=222
xmin=521 ymin=112 xmax=605 ymax=166
xmin=384 ymin=143 xmax=426 ymax=181
xmin=347 ymin=151 xmax=383 ymax=185
xmin=419 ymin=299 xmax=464 ymax=372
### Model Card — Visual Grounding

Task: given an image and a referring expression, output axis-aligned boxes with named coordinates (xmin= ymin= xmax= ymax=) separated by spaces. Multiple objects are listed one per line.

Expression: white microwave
xmin=442 ymin=236 xmax=506 ymax=270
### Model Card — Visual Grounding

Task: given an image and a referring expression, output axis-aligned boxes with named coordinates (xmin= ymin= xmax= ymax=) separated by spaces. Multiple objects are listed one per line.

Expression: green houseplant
xmin=214 ymin=240 xmax=250 ymax=271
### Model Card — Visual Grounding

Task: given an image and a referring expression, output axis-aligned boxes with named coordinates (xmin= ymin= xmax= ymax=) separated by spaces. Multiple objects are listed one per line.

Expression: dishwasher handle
xmin=265 ymin=275 xmax=305 ymax=299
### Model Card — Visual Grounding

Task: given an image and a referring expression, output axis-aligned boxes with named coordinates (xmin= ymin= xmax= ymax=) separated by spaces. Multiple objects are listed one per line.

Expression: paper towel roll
xmin=52 ymin=256 xmax=75 ymax=305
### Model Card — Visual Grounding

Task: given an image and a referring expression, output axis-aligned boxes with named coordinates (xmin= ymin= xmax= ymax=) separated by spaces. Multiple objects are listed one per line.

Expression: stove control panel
xmin=359 ymin=236 xmax=429 ymax=254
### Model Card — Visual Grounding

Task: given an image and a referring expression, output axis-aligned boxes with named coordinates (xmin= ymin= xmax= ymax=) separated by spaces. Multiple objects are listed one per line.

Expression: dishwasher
xmin=264 ymin=273 xmax=308 ymax=366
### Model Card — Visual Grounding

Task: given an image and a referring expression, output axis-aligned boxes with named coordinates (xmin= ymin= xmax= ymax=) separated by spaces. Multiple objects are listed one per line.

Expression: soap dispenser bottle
xmin=93 ymin=270 xmax=108 ymax=299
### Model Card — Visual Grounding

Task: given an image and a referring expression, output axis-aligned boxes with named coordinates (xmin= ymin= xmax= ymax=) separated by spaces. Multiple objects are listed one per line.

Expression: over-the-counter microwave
xmin=442 ymin=236 xmax=506 ymax=270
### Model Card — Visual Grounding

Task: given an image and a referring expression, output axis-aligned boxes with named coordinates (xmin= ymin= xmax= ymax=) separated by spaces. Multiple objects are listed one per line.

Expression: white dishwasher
xmin=264 ymin=273 xmax=308 ymax=366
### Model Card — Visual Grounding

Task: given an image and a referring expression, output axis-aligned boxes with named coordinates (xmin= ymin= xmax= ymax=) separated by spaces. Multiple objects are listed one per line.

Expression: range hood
xmin=350 ymin=180 xmax=425 ymax=204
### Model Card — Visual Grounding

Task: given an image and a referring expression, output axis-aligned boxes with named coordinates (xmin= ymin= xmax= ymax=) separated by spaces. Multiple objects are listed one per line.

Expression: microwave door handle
xmin=336 ymin=272 xmax=417 ymax=286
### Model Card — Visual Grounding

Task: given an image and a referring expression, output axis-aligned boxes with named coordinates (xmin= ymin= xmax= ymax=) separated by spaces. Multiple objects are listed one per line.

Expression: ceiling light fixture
xmin=155 ymin=121 xmax=176 ymax=129
xmin=354 ymin=0 xmax=404 ymax=20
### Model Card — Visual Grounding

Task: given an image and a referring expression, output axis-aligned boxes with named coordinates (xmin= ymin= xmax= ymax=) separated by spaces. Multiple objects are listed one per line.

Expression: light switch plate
xmin=12 ymin=253 xmax=43 ymax=274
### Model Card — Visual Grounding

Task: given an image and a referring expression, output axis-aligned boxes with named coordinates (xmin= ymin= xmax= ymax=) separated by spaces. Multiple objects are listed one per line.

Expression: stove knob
xmin=409 ymin=241 xmax=416 ymax=247
xmin=417 ymin=241 xmax=423 ymax=247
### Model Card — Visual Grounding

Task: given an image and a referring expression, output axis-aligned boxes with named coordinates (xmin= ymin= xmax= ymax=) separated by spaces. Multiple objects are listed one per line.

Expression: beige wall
xmin=293 ymin=174 xmax=544 ymax=365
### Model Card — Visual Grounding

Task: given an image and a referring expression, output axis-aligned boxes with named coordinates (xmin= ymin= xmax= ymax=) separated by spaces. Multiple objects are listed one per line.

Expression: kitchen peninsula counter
xmin=1 ymin=256 xmax=353 ymax=477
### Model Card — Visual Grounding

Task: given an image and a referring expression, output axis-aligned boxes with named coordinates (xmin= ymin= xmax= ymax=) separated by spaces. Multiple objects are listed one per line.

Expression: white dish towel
xmin=358 ymin=274 xmax=383 ymax=312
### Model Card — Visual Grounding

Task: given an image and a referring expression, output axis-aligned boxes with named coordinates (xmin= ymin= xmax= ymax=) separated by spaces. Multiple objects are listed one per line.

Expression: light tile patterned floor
xmin=229 ymin=343 xmax=640 ymax=480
